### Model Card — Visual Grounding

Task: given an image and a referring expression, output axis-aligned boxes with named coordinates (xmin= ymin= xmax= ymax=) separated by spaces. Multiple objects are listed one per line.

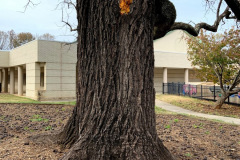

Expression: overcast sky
xmin=0 ymin=0 xmax=236 ymax=42
xmin=0 ymin=0 xmax=77 ymax=42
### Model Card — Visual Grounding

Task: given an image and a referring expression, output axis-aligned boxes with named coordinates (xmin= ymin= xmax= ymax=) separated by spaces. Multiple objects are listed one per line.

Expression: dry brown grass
xmin=156 ymin=94 xmax=240 ymax=118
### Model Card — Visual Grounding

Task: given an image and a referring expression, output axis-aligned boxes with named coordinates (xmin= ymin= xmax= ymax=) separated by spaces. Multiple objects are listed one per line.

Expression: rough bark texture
xmin=154 ymin=0 xmax=176 ymax=39
xmin=57 ymin=0 xmax=175 ymax=159
xmin=57 ymin=106 xmax=80 ymax=149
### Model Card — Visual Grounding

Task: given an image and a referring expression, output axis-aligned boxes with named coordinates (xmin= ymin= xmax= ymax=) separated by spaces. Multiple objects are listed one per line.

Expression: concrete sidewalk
xmin=155 ymin=99 xmax=240 ymax=125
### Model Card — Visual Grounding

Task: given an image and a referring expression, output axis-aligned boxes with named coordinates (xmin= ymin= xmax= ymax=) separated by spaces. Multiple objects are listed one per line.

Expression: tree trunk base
xmin=27 ymin=123 xmax=175 ymax=160
xmin=215 ymin=95 xmax=229 ymax=109
xmin=61 ymin=133 xmax=175 ymax=160
xmin=215 ymin=105 xmax=222 ymax=109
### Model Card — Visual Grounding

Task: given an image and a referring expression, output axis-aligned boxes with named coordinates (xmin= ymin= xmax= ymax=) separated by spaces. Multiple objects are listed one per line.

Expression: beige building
xmin=0 ymin=30 xmax=199 ymax=100
xmin=153 ymin=30 xmax=200 ymax=93
xmin=0 ymin=40 xmax=77 ymax=100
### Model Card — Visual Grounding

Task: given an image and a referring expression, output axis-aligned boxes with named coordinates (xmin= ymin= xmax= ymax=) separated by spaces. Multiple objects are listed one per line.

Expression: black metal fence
xmin=162 ymin=82 xmax=240 ymax=106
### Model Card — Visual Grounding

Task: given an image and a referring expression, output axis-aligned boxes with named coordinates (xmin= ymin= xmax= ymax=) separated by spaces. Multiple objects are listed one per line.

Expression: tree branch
xmin=64 ymin=0 xmax=76 ymax=9
xmin=61 ymin=10 xmax=78 ymax=32
xmin=170 ymin=6 xmax=233 ymax=36
xmin=217 ymin=0 xmax=223 ymax=19
xmin=22 ymin=0 xmax=40 ymax=13
xmin=229 ymin=88 xmax=240 ymax=94
xmin=229 ymin=70 xmax=240 ymax=90
xmin=169 ymin=22 xmax=198 ymax=36
xmin=213 ymin=64 xmax=225 ymax=90
xmin=217 ymin=62 xmax=224 ymax=75
xmin=56 ymin=0 xmax=77 ymax=10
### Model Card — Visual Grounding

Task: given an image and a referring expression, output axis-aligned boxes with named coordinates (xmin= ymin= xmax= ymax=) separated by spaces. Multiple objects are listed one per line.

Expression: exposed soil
xmin=157 ymin=114 xmax=240 ymax=160
xmin=0 ymin=103 xmax=239 ymax=160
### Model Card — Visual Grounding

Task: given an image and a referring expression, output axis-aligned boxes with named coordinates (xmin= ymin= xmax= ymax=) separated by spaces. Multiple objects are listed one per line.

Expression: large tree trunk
xmin=58 ymin=0 xmax=174 ymax=159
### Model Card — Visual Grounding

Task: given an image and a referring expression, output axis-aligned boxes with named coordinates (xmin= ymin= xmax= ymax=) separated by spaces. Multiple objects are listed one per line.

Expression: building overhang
xmin=154 ymin=51 xmax=193 ymax=69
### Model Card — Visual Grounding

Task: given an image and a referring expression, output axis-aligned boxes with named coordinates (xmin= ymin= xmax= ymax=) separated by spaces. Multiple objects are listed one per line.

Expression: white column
xmin=3 ymin=68 xmax=8 ymax=93
xmin=10 ymin=67 xmax=15 ymax=94
xmin=18 ymin=66 xmax=23 ymax=96
xmin=1 ymin=69 xmax=4 ymax=83
xmin=163 ymin=67 xmax=168 ymax=83
xmin=184 ymin=68 xmax=189 ymax=84
xmin=44 ymin=63 xmax=46 ymax=90
xmin=26 ymin=63 xmax=40 ymax=99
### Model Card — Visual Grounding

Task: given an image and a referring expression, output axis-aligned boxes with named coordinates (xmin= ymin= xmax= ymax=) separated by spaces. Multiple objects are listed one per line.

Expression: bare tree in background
xmin=13 ymin=32 xmax=35 ymax=48
xmin=0 ymin=31 xmax=9 ymax=50
xmin=38 ymin=33 xmax=55 ymax=41
xmin=0 ymin=30 xmax=17 ymax=50
xmin=8 ymin=30 xmax=17 ymax=50
xmin=0 ymin=31 xmax=56 ymax=49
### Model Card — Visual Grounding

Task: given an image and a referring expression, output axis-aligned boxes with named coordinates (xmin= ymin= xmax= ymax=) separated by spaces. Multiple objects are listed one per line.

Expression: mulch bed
xmin=0 ymin=104 xmax=239 ymax=159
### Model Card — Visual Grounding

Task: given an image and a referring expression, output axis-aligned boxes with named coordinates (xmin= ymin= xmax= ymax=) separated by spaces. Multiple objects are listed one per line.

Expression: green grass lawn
xmin=0 ymin=93 xmax=76 ymax=105
xmin=0 ymin=94 xmax=37 ymax=103
xmin=156 ymin=94 xmax=240 ymax=118
xmin=0 ymin=93 xmax=171 ymax=114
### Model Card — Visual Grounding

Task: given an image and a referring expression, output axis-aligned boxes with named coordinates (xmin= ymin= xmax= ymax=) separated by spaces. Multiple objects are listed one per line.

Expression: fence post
xmin=201 ymin=85 xmax=202 ymax=99
xmin=168 ymin=83 xmax=170 ymax=94
xmin=188 ymin=84 xmax=191 ymax=97
xmin=182 ymin=82 xmax=186 ymax=96
xmin=213 ymin=85 xmax=216 ymax=101
xmin=178 ymin=82 xmax=180 ymax=95
xmin=162 ymin=83 xmax=164 ymax=94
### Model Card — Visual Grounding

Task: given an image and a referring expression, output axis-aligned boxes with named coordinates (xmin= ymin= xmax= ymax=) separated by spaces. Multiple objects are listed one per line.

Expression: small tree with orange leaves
xmin=187 ymin=28 xmax=240 ymax=109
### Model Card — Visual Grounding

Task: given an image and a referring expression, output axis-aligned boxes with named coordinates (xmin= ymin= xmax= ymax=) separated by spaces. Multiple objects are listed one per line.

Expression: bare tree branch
xmin=55 ymin=0 xmax=77 ymax=10
xmin=23 ymin=0 xmax=78 ymax=33
xmin=217 ymin=0 xmax=223 ymax=19
xmin=204 ymin=0 xmax=240 ymax=20
xmin=22 ymin=0 xmax=40 ymax=13
xmin=169 ymin=22 xmax=199 ymax=36
xmin=61 ymin=10 xmax=78 ymax=32
xmin=64 ymin=0 xmax=76 ymax=9
xmin=170 ymin=6 xmax=234 ymax=36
